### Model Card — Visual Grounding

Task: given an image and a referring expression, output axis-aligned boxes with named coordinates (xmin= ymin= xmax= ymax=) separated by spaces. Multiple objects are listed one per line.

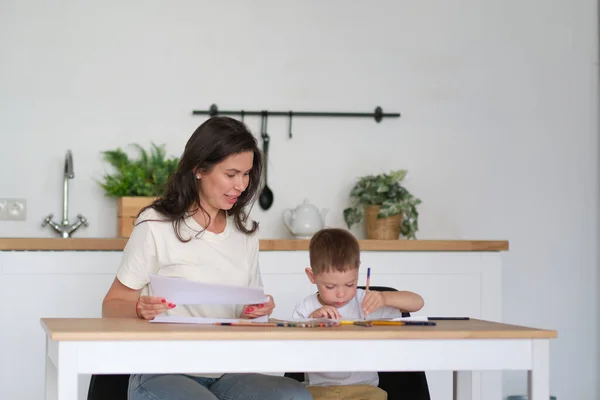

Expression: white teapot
xmin=283 ymin=199 xmax=328 ymax=239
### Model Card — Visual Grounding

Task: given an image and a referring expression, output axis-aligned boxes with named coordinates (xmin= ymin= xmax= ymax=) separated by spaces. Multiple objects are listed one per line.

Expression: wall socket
xmin=0 ymin=198 xmax=27 ymax=221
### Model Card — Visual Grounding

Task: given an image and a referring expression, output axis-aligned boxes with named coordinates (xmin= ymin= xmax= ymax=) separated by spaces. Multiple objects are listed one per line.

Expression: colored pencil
xmin=369 ymin=320 xmax=437 ymax=326
xmin=349 ymin=320 xmax=437 ymax=327
xmin=363 ymin=267 xmax=371 ymax=320
xmin=215 ymin=321 xmax=340 ymax=328
xmin=215 ymin=322 xmax=281 ymax=327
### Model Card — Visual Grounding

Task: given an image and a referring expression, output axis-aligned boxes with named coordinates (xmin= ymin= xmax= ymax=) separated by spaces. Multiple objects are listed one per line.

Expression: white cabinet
xmin=0 ymin=250 xmax=502 ymax=400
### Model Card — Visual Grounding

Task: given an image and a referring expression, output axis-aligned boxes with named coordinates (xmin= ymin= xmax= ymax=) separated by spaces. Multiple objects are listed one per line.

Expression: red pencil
xmin=215 ymin=322 xmax=279 ymax=327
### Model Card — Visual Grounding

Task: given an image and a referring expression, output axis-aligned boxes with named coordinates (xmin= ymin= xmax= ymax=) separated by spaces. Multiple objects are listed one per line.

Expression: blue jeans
xmin=129 ymin=373 xmax=313 ymax=400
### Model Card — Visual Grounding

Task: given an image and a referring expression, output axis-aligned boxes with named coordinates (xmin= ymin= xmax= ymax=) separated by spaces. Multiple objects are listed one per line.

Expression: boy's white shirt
xmin=292 ymin=288 xmax=403 ymax=387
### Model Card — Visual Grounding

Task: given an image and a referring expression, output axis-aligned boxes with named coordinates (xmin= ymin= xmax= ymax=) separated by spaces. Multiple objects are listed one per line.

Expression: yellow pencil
xmin=369 ymin=321 xmax=406 ymax=326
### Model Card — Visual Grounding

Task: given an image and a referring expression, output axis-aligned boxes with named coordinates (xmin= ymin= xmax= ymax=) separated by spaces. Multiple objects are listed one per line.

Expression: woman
xmin=102 ymin=116 xmax=312 ymax=400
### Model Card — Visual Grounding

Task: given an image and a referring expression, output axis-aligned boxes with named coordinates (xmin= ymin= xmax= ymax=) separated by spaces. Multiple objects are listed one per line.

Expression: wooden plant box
xmin=117 ymin=196 xmax=157 ymax=237
xmin=364 ymin=205 xmax=402 ymax=240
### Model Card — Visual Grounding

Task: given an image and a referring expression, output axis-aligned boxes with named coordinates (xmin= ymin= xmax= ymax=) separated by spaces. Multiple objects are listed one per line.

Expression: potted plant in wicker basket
xmin=343 ymin=170 xmax=421 ymax=240
xmin=98 ymin=143 xmax=179 ymax=237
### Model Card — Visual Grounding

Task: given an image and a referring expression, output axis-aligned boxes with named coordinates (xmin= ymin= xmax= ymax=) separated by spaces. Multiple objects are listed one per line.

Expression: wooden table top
xmin=40 ymin=318 xmax=556 ymax=341
xmin=1 ymin=238 xmax=509 ymax=251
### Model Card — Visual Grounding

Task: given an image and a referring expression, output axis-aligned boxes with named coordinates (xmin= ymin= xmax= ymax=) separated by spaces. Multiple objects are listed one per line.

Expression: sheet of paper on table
xmin=284 ymin=316 xmax=429 ymax=323
xmin=151 ymin=315 xmax=269 ymax=324
xmin=391 ymin=316 xmax=429 ymax=321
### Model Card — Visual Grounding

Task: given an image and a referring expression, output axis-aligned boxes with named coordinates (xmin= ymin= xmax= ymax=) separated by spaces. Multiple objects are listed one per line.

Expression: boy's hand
xmin=362 ymin=291 xmax=386 ymax=317
xmin=309 ymin=305 xmax=341 ymax=319
xmin=240 ymin=295 xmax=276 ymax=319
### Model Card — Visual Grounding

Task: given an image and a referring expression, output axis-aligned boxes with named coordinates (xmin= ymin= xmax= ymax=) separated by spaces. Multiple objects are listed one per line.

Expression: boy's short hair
xmin=309 ymin=228 xmax=360 ymax=275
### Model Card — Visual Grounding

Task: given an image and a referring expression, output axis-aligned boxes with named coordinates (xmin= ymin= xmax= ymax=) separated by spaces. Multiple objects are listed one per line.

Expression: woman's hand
xmin=240 ymin=295 xmax=275 ymax=319
xmin=136 ymin=296 xmax=176 ymax=320
xmin=309 ymin=305 xmax=341 ymax=319
xmin=361 ymin=290 xmax=385 ymax=317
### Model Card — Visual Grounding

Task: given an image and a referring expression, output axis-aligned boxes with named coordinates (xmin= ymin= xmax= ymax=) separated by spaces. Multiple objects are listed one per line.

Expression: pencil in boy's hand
xmin=363 ymin=267 xmax=371 ymax=320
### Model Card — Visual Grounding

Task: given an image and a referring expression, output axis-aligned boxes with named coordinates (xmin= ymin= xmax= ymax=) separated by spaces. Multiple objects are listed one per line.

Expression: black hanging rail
xmin=191 ymin=103 xmax=400 ymax=138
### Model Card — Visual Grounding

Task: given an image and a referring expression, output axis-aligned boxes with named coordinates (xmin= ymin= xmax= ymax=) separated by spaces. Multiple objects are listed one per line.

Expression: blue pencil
xmin=363 ymin=267 xmax=371 ymax=320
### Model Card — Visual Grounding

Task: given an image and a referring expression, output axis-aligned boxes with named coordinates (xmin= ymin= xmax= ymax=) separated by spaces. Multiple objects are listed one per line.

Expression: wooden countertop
xmin=0 ymin=238 xmax=508 ymax=251
xmin=40 ymin=318 xmax=555 ymax=341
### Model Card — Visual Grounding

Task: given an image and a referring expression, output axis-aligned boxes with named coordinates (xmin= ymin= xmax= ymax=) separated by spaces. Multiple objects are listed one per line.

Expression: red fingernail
xmin=258 ymin=304 xmax=264 ymax=308
xmin=169 ymin=303 xmax=176 ymax=308
xmin=161 ymin=299 xmax=166 ymax=303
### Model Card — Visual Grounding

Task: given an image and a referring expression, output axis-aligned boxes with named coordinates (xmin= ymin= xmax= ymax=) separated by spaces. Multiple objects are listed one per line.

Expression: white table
xmin=3 ymin=246 xmax=505 ymax=400
xmin=41 ymin=318 xmax=556 ymax=400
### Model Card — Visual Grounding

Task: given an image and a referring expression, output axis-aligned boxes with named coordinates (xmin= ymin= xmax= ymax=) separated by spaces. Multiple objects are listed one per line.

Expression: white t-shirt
xmin=292 ymin=289 xmax=403 ymax=387
xmin=117 ymin=208 xmax=262 ymax=320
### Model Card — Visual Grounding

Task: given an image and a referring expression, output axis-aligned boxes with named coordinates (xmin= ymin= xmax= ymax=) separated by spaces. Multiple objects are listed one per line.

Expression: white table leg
xmin=453 ymin=371 xmax=473 ymax=400
xmin=47 ymin=341 xmax=79 ymax=400
xmin=528 ymin=340 xmax=550 ymax=400
xmin=45 ymin=338 xmax=58 ymax=400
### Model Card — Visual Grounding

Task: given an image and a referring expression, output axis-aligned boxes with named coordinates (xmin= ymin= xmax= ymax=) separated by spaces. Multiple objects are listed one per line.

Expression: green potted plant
xmin=98 ymin=143 xmax=179 ymax=237
xmin=343 ymin=170 xmax=421 ymax=240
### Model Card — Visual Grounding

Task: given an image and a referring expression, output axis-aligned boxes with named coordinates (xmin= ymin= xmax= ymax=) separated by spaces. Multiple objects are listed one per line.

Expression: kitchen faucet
xmin=42 ymin=150 xmax=89 ymax=237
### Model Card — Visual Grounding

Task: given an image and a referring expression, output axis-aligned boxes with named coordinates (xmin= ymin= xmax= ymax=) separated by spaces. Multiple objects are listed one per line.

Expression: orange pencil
xmin=369 ymin=321 xmax=406 ymax=326
xmin=369 ymin=320 xmax=437 ymax=326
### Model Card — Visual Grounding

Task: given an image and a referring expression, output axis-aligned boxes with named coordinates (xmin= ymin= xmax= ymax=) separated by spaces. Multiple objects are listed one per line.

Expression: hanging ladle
xmin=258 ymin=112 xmax=274 ymax=210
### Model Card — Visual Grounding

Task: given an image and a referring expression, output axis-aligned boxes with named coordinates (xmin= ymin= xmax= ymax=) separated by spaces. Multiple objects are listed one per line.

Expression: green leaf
xmin=343 ymin=207 xmax=364 ymax=229
xmin=389 ymin=170 xmax=407 ymax=182
xmin=98 ymin=142 xmax=179 ymax=197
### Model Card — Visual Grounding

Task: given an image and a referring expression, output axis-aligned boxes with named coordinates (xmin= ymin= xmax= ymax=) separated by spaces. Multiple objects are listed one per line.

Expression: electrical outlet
xmin=0 ymin=198 xmax=27 ymax=221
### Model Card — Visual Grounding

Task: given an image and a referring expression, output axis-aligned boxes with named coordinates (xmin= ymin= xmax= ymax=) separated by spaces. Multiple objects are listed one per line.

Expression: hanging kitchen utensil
xmin=258 ymin=112 xmax=274 ymax=211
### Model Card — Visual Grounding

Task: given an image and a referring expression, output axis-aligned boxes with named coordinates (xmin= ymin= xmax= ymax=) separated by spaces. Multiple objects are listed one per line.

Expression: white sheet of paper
xmin=149 ymin=275 xmax=269 ymax=305
xmin=284 ymin=318 xmax=334 ymax=323
xmin=150 ymin=315 xmax=269 ymax=324
xmin=391 ymin=316 xmax=429 ymax=322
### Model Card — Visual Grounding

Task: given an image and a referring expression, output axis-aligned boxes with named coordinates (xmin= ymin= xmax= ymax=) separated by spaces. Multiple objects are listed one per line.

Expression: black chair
xmin=87 ymin=374 xmax=129 ymax=400
xmin=284 ymin=286 xmax=431 ymax=400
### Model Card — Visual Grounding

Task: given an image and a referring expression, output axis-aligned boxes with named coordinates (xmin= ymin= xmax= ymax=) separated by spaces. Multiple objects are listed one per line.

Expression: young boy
xmin=292 ymin=228 xmax=425 ymax=400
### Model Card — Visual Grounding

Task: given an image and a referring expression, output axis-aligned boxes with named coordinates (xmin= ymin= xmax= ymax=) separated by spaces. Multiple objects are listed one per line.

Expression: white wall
xmin=0 ymin=1 xmax=597 ymax=399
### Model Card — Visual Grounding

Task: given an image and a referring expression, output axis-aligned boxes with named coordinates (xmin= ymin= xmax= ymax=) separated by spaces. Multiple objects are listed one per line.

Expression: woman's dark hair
xmin=138 ymin=116 xmax=262 ymax=241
